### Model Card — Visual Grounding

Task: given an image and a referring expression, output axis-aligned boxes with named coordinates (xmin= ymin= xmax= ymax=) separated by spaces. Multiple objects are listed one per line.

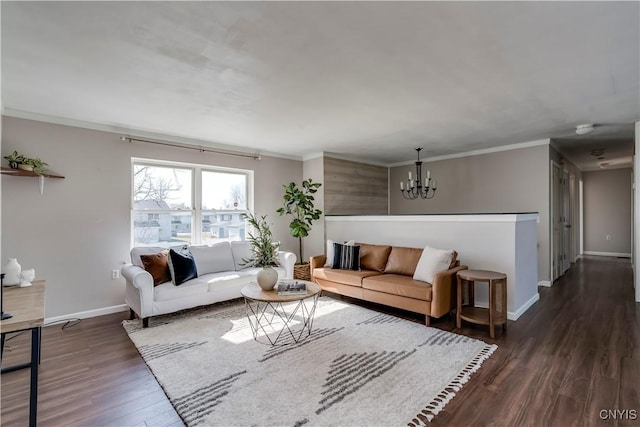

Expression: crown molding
xmin=2 ymin=108 xmax=302 ymax=161
xmin=321 ymin=152 xmax=390 ymax=167
xmin=302 ymin=152 xmax=325 ymax=161
xmin=388 ymin=139 xmax=551 ymax=167
xmin=4 ymin=109 xmax=554 ymax=167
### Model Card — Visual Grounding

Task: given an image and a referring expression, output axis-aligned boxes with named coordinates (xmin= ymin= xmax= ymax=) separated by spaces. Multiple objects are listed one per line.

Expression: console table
xmin=1 ymin=280 xmax=46 ymax=427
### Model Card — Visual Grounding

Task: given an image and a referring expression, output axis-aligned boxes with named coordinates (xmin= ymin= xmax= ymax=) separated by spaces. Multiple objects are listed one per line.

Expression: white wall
xmin=325 ymin=214 xmax=540 ymax=320
xmin=1 ymin=117 xmax=302 ymax=318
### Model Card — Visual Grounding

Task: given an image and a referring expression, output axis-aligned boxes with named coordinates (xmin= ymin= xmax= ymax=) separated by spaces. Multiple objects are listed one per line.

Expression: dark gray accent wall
xmin=323 ymin=157 xmax=388 ymax=215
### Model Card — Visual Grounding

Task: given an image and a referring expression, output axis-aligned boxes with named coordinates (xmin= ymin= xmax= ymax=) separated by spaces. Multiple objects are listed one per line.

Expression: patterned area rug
xmin=123 ymin=297 xmax=497 ymax=426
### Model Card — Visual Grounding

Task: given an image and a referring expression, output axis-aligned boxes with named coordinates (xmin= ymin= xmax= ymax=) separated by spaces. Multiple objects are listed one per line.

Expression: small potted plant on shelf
xmin=4 ymin=151 xmax=26 ymax=169
xmin=242 ymin=212 xmax=281 ymax=290
xmin=276 ymin=178 xmax=322 ymax=280
xmin=3 ymin=151 xmax=49 ymax=175
xmin=22 ymin=157 xmax=48 ymax=174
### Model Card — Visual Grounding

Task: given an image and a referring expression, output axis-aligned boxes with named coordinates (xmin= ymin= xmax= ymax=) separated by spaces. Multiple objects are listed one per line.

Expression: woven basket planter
xmin=293 ymin=263 xmax=311 ymax=281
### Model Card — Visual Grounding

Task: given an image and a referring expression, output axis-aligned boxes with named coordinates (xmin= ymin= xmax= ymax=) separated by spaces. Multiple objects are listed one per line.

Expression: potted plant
xmin=242 ymin=212 xmax=281 ymax=290
xmin=22 ymin=157 xmax=48 ymax=174
xmin=276 ymin=178 xmax=322 ymax=280
xmin=3 ymin=151 xmax=49 ymax=174
xmin=3 ymin=151 xmax=26 ymax=169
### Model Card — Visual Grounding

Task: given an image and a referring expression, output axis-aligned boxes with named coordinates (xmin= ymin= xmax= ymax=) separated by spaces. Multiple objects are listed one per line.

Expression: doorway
xmin=551 ymin=161 xmax=572 ymax=281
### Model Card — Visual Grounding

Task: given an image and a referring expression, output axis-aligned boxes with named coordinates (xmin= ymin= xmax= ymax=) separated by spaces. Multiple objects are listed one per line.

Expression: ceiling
xmin=2 ymin=2 xmax=638 ymax=167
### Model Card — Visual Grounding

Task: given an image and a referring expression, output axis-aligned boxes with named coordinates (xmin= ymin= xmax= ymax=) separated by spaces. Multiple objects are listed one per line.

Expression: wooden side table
xmin=456 ymin=270 xmax=507 ymax=339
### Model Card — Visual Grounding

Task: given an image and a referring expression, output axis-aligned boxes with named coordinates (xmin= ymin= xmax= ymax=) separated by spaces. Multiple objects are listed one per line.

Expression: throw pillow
xmin=325 ymin=239 xmax=356 ymax=267
xmin=413 ymin=246 xmax=455 ymax=283
xmin=167 ymin=248 xmax=198 ymax=286
xmin=130 ymin=246 xmax=165 ymax=268
xmin=324 ymin=239 xmax=335 ymax=267
xmin=331 ymin=242 xmax=361 ymax=271
xmin=140 ymin=251 xmax=171 ymax=286
xmin=231 ymin=241 xmax=253 ymax=271
xmin=189 ymin=242 xmax=235 ymax=275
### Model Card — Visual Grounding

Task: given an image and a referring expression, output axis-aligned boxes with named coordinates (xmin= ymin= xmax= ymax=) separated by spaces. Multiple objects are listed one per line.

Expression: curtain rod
xmin=121 ymin=136 xmax=262 ymax=160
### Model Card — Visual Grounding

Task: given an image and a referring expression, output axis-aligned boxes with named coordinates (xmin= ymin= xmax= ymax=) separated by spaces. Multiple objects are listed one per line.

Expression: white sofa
xmin=121 ymin=241 xmax=296 ymax=327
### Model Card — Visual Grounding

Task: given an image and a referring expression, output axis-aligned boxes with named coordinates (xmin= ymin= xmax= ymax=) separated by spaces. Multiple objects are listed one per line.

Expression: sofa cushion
xmin=362 ymin=274 xmax=433 ymax=301
xmin=332 ymin=242 xmax=361 ymax=270
xmin=413 ymin=246 xmax=456 ymax=283
xmin=230 ymin=241 xmax=252 ymax=270
xmin=358 ymin=243 xmax=392 ymax=272
xmin=168 ymin=248 xmax=198 ymax=286
xmin=384 ymin=246 xmax=423 ymax=276
xmin=140 ymin=251 xmax=171 ymax=286
xmin=190 ymin=242 xmax=236 ymax=275
xmin=154 ymin=277 xmax=208 ymax=302
xmin=313 ymin=267 xmax=380 ymax=287
xmin=131 ymin=245 xmax=187 ymax=267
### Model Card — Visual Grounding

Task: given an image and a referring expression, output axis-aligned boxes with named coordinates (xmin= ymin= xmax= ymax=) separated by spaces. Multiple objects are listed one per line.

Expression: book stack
xmin=277 ymin=281 xmax=307 ymax=295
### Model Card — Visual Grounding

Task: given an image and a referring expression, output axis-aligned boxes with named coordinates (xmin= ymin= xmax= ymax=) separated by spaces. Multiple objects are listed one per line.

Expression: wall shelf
xmin=1 ymin=167 xmax=65 ymax=179
xmin=1 ymin=167 xmax=65 ymax=194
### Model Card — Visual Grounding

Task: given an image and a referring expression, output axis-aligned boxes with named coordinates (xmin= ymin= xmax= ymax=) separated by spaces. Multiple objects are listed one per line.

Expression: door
xmin=562 ymin=169 xmax=571 ymax=273
xmin=551 ymin=162 xmax=563 ymax=281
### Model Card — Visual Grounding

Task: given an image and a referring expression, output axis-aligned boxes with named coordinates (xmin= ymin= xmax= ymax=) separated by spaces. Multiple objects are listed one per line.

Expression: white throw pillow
xmin=324 ymin=239 xmax=356 ymax=267
xmin=190 ymin=242 xmax=235 ymax=275
xmin=230 ymin=241 xmax=253 ymax=270
xmin=324 ymin=239 xmax=335 ymax=267
xmin=413 ymin=246 xmax=455 ymax=283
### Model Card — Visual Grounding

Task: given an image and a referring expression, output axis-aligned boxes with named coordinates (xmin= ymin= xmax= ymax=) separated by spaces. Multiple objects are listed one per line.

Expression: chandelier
xmin=400 ymin=148 xmax=437 ymax=200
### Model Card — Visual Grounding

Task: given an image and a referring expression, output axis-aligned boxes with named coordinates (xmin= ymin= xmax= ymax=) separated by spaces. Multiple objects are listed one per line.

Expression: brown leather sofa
xmin=310 ymin=243 xmax=468 ymax=326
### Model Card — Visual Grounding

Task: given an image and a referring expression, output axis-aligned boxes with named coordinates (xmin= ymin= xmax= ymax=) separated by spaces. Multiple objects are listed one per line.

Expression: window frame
xmin=131 ymin=158 xmax=254 ymax=248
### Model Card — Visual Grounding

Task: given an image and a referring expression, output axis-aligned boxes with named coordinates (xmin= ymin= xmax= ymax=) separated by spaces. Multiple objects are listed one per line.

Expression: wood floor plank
xmin=583 ymin=375 xmax=619 ymax=427
xmin=1 ymin=256 xmax=637 ymax=426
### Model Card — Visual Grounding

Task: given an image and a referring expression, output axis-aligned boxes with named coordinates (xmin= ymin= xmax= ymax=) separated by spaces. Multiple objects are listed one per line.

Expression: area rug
xmin=123 ymin=297 xmax=497 ymax=426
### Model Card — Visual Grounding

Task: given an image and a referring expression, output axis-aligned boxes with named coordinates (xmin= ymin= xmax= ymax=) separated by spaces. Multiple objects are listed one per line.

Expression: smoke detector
xmin=576 ymin=124 xmax=594 ymax=135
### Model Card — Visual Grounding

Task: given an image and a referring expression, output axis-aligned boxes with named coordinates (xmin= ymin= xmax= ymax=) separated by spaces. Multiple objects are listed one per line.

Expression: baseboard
xmin=538 ymin=280 xmax=552 ymax=287
xmin=583 ymin=251 xmax=632 ymax=258
xmin=45 ymin=304 xmax=129 ymax=324
xmin=469 ymin=292 xmax=539 ymax=322
xmin=508 ymin=293 xmax=540 ymax=320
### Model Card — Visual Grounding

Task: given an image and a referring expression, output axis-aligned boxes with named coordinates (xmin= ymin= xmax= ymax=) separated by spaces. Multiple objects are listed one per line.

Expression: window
xmin=132 ymin=160 xmax=252 ymax=248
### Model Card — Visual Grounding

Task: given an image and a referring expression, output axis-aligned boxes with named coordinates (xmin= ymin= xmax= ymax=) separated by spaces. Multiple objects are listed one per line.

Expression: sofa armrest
xmin=121 ymin=264 xmax=154 ymax=318
xmin=278 ymin=251 xmax=297 ymax=279
xmin=309 ymin=255 xmax=327 ymax=280
xmin=430 ymin=264 xmax=468 ymax=318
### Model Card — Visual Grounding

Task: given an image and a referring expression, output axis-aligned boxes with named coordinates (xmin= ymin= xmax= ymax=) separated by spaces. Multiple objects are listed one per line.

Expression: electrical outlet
xmin=606 ymin=235 xmax=612 ymax=241
xmin=112 ymin=269 xmax=120 ymax=279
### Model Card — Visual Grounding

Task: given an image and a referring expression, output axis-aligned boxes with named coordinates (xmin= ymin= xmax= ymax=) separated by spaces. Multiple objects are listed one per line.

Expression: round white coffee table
xmin=241 ymin=281 xmax=321 ymax=346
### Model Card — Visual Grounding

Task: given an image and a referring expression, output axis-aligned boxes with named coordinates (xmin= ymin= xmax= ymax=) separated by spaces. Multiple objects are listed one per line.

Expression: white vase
xmin=3 ymin=258 xmax=21 ymax=286
xmin=257 ymin=266 xmax=278 ymax=291
xmin=20 ymin=268 xmax=35 ymax=287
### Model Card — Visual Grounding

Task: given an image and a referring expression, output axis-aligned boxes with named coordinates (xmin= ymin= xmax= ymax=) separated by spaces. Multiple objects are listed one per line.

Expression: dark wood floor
xmin=1 ymin=256 xmax=638 ymax=426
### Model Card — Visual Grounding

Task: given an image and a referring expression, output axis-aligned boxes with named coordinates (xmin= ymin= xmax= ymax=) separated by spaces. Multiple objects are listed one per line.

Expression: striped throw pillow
xmin=332 ymin=242 xmax=361 ymax=270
